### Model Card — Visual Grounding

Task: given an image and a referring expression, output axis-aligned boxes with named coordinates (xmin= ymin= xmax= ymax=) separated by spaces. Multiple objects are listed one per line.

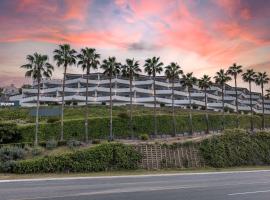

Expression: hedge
xmin=11 ymin=143 xmax=141 ymax=173
xmin=18 ymin=114 xmax=264 ymax=142
xmin=199 ymin=129 xmax=270 ymax=168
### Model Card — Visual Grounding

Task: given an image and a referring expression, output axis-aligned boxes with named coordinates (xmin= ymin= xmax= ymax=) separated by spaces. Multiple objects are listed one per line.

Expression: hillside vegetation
xmin=0 ymin=105 xmax=269 ymax=142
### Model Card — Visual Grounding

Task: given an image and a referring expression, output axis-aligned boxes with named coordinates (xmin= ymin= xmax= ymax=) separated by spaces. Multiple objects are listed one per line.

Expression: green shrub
xmin=46 ymin=139 xmax=57 ymax=150
xmin=57 ymin=140 xmax=67 ymax=146
xmin=0 ymin=160 xmax=16 ymax=172
xmin=0 ymin=123 xmax=22 ymax=144
xmin=0 ymin=146 xmax=26 ymax=162
xmin=12 ymin=143 xmax=141 ymax=173
xmin=18 ymin=114 xmax=264 ymax=142
xmin=31 ymin=146 xmax=44 ymax=156
xmin=47 ymin=117 xmax=60 ymax=123
xmin=199 ymin=129 xmax=270 ymax=168
xmin=67 ymin=139 xmax=82 ymax=148
xmin=92 ymin=139 xmax=101 ymax=144
xmin=118 ymin=112 xmax=129 ymax=119
xmin=139 ymin=134 xmax=149 ymax=141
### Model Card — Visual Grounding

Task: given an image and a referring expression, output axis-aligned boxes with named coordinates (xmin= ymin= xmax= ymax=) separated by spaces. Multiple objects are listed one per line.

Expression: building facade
xmin=18 ymin=73 xmax=270 ymax=114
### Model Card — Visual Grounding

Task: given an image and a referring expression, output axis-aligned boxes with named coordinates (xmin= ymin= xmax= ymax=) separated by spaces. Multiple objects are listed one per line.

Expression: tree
xmin=121 ymin=58 xmax=141 ymax=139
xmin=227 ymin=63 xmax=243 ymax=127
xmin=53 ymin=44 xmax=77 ymax=141
xmin=242 ymin=69 xmax=256 ymax=131
xmin=265 ymin=89 xmax=270 ymax=99
xmin=255 ymin=72 xmax=270 ymax=130
xmin=21 ymin=53 xmax=54 ymax=145
xmin=198 ymin=75 xmax=213 ymax=134
xmin=180 ymin=73 xmax=197 ymax=135
xmin=144 ymin=57 xmax=163 ymax=136
xmin=165 ymin=62 xmax=183 ymax=136
xmin=100 ymin=57 xmax=121 ymax=141
xmin=77 ymin=48 xmax=100 ymax=143
xmin=214 ymin=69 xmax=232 ymax=130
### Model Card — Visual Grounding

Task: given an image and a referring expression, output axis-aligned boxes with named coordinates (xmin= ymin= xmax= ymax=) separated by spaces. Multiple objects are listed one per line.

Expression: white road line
xmin=10 ymin=185 xmax=194 ymax=200
xmin=1 ymin=170 xmax=270 ymax=183
xmin=228 ymin=189 xmax=270 ymax=196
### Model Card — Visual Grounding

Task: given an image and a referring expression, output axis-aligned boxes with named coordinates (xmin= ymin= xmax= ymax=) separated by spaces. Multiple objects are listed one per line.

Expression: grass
xmin=0 ymin=105 xmax=240 ymax=124
xmin=1 ymin=166 xmax=270 ymax=180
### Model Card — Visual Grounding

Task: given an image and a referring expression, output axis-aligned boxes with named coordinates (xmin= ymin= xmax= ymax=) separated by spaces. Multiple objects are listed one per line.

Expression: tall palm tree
xmin=227 ymin=63 xmax=243 ymax=127
xmin=180 ymin=73 xmax=197 ymax=135
xmin=165 ymin=62 xmax=183 ymax=136
xmin=242 ymin=69 xmax=256 ymax=131
xmin=198 ymin=75 xmax=213 ymax=134
xmin=21 ymin=53 xmax=54 ymax=146
xmin=121 ymin=58 xmax=141 ymax=139
xmin=144 ymin=57 xmax=163 ymax=136
xmin=100 ymin=57 xmax=121 ymax=141
xmin=266 ymin=89 xmax=270 ymax=99
xmin=255 ymin=72 xmax=270 ymax=130
xmin=214 ymin=69 xmax=232 ymax=130
xmin=53 ymin=44 xmax=77 ymax=141
xmin=77 ymin=48 xmax=100 ymax=143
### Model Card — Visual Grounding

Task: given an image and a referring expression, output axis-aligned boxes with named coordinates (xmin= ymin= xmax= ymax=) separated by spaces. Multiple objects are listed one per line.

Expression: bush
xmin=199 ymin=129 xmax=270 ymax=168
xmin=0 ymin=123 xmax=22 ymax=144
xmin=0 ymin=146 xmax=26 ymax=162
xmin=0 ymin=160 xmax=16 ymax=172
xmin=67 ymin=139 xmax=82 ymax=148
xmin=31 ymin=146 xmax=44 ymax=156
xmin=18 ymin=114 xmax=264 ymax=142
xmin=47 ymin=117 xmax=59 ymax=123
xmin=58 ymin=140 xmax=67 ymax=146
xmin=92 ymin=139 xmax=101 ymax=144
xmin=118 ymin=112 xmax=129 ymax=119
xmin=139 ymin=134 xmax=149 ymax=141
xmin=46 ymin=139 xmax=57 ymax=150
xmin=12 ymin=143 xmax=142 ymax=173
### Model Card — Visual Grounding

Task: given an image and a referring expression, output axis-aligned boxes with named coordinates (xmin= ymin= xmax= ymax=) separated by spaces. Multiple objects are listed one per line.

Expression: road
xmin=1 ymin=170 xmax=270 ymax=200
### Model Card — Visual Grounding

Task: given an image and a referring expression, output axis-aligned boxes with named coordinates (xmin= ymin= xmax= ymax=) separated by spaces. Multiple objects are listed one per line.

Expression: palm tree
xmin=53 ymin=44 xmax=77 ymax=141
xmin=180 ymin=73 xmax=197 ymax=135
xmin=214 ymin=69 xmax=232 ymax=130
xmin=198 ymin=75 xmax=213 ymax=134
xmin=227 ymin=63 xmax=243 ymax=127
xmin=255 ymin=72 xmax=270 ymax=130
xmin=144 ymin=57 xmax=163 ymax=136
xmin=77 ymin=48 xmax=100 ymax=143
xmin=265 ymin=89 xmax=270 ymax=99
xmin=100 ymin=57 xmax=121 ymax=141
xmin=121 ymin=58 xmax=141 ymax=139
xmin=21 ymin=53 xmax=54 ymax=146
xmin=242 ymin=69 xmax=256 ymax=131
xmin=165 ymin=62 xmax=183 ymax=136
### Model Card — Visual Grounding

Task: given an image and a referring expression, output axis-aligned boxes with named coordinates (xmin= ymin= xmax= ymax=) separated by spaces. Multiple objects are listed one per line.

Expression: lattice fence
xmin=134 ymin=144 xmax=205 ymax=169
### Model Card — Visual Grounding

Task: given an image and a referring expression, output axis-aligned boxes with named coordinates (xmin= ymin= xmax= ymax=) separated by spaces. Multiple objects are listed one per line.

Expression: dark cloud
xmin=128 ymin=42 xmax=159 ymax=51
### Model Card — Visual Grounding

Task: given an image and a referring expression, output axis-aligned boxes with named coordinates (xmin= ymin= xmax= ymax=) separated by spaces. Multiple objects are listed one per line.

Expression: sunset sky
xmin=0 ymin=0 xmax=269 ymax=90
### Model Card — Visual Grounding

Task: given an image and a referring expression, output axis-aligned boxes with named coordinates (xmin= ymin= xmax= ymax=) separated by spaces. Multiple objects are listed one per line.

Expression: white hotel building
xmin=14 ymin=73 xmax=270 ymax=114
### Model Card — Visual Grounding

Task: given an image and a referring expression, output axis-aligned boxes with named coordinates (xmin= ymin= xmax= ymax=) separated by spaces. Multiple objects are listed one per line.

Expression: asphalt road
xmin=1 ymin=170 xmax=270 ymax=200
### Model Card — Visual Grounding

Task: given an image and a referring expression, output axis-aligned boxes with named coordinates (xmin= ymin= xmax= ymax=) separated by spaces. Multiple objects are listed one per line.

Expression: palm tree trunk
xmin=85 ymin=71 xmax=89 ymax=143
xmin=109 ymin=77 xmax=113 ymax=141
xmin=249 ymin=81 xmax=254 ymax=132
xmin=204 ymin=88 xmax=209 ymax=134
xmin=60 ymin=65 xmax=67 ymax=141
xmin=222 ymin=85 xmax=225 ymax=131
xmin=262 ymin=85 xmax=265 ymax=130
xmin=234 ymin=76 xmax=239 ymax=128
xmin=35 ymin=79 xmax=40 ymax=146
xmin=172 ymin=80 xmax=176 ymax=136
xmin=153 ymin=75 xmax=157 ymax=136
xmin=129 ymin=75 xmax=134 ymax=139
xmin=188 ymin=89 xmax=193 ymax=135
